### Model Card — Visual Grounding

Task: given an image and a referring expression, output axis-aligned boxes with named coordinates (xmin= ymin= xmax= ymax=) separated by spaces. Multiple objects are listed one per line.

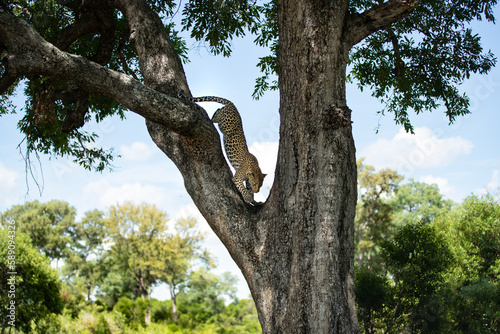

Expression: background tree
xmin=62 ymin=209 xmax=107 ymax=303
xmin=381 ymin=222 xmax=453 ymax=333
xmin=187 ymin=269 xmax=238 ymax=318
xmin=0 ymin=0 xmax=497 ymax=331
xmin=0 ymin=229 xmax=64 ymax=334
xmin=104 ymin=201 xmax=170 ymax=324
xmin=160 ymin=216 xmax=212 ymax=323
xmin=433 ymin=195 xmax=500 ymax=333
xmin=355 ymin=192 xmax=500 ymax=333
xmin=356 ymin=158 xmax=403 ymax=269
xmin=390 ymin=180 xmax=455 ymax=226
xmin=0 ymin=200 xmax=78 ymax=262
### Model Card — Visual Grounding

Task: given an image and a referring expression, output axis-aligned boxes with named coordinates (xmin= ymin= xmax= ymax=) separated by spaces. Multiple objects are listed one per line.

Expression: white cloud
xmin=83 ymin=179 xmax=169 ymax=208
xmin=120 ymin=141 xmax=157 ymax=161
xmin=360 ymin=127 xmax=473 ymax=173
xmin=249 ymin=141 xmax=278 ymax=202
xmin=419 ymin=175 xmax=457 ymax=200
xmin=478 ymin=169 xmax=500 ymax=198
xmin=487 ymin=170 xmax=500 ymax=190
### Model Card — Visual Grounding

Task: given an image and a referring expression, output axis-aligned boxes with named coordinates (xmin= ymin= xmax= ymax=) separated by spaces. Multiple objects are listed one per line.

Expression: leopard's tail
xmin=192 ymin=96 xmax=234 ymax=106
xmin=192 ymin=96 xmax=237 ymax=124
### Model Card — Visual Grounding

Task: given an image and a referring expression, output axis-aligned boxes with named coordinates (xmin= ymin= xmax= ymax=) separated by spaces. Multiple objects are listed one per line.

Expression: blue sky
xmin=1 ymin=6 xmax=500 ymax=300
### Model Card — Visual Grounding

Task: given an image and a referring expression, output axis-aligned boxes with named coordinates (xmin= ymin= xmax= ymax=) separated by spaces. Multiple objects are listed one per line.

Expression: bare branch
xmin=344 ymin=0 xmax=419 ymax=47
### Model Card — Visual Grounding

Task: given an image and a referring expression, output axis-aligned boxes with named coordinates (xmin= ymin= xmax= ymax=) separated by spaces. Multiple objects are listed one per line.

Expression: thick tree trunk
xmin=0 ymin=0 xmax=420 ymax=332
xmin=244 ymin=1 xmax=359 ymax=332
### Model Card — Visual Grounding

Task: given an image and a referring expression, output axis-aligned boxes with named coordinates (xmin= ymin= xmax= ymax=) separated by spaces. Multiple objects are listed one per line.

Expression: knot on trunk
xmin=322 ymin=105 xmax=352 ymax=130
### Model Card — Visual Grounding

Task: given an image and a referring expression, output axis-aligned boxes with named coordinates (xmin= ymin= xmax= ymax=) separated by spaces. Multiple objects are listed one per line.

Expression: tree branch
xmin=0 ymin=73 xmax=17 ymax=95
xmin=0 ymin=12 xmax=200 ymax=135
xmin=385 ymin=26 xmax=405 ymax=77
xmin=1 ymin=2 xmax=263 ymax=289
xmin=344 ymin=0 xmax=419 ymax=47
xmin=50 ymin=14 xmax=99 ymax=51
xmin=111 ymin=0 xmax=265 ymax=277
xmin=114 ymin=0 xmax=190 ymax=95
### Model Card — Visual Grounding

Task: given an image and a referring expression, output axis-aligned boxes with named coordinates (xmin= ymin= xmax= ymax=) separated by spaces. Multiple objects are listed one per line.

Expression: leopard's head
xmin=247 ymin=167 xmax=266 ymax=193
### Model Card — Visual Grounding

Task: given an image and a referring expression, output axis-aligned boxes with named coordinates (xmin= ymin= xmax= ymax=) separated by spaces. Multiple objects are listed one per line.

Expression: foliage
xmin=0 ymin=199 xmax=261 ymax=333
xmin=355 ymin=268 xmax=392 ymax=333
xmin=382 ymin=222 xmax=453 ymax=299
xmin=1 ymin=188 xmax=497 ymax=333
xmin=0 ymin=229 xmax=64 ymax=333
xmin=58 ymin=304 xmax=126 ymax=334
xmin=247 ymin=1 xmax=498 ymax=128
xmin=159 ymin=216 xmax=213 ymax=322
xmin=179 ymin=269 xmax=239 ymax=324
xmin=390 ymin=180 xmax=455 ymax=226
xmin=104 ymin=202 xmax=170 ymax=301
xmin=356 ymin=222 xmax=453 ymax=333
xmin=348 ymin=0 xmax=497 ymax=132
xmin=181 ymin=0 xmax=261 ymax=57
xmin=355 ymin=158 xmax=403 ymax=269
xmin=433 ymin=195 xmax=500 ymax=333
xmin=62 ymin=209 xmax=108 ymax=302
xmin=0 ymin=200 xmax=78 ymax=261
xmin=2 ymin=0 xmax=494 ymax=169
xmin=113 ymin=296 xmax=149 ymax=329
xmin=355 ymin=177 xmax=500 ymax=334
xmin=1 ymin=0 xmax=189 ymax=171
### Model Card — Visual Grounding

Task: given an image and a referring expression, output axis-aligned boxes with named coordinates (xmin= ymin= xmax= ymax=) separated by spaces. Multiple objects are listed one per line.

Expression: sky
xmin=1 ymin=5 xmax=500 ymax=300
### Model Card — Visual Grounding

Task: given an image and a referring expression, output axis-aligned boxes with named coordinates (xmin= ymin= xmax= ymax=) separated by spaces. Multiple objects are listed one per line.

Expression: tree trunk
xmin=169 ymin=283 xmax=179 ymax=323
xmin=245 ymin=1 xmax=359 ymax=331
xmin=145 ymin=0 xmax=417 ymax=332
xmin=0 ymin=0 xmax=419 ymax=332
xmin=145 ymin=286 xmax=151 ymax=325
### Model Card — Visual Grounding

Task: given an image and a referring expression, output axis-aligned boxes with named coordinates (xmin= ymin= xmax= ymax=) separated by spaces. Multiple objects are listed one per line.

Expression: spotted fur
xmin=192 ymin=96 xmax=266 ymax=204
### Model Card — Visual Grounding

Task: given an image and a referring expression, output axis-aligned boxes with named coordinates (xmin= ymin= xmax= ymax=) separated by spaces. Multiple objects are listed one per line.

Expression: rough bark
xmin=0 ymin=0 xmax=420 ymax=332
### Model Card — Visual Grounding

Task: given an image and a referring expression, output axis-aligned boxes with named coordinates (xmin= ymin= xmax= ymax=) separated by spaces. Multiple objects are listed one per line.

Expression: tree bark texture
xmin=0 ymin=0 xmax=419 ymax=332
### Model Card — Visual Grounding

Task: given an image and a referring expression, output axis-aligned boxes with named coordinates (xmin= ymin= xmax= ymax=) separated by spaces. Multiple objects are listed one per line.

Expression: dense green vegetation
xmin=0 ymin=202 xmax=261 ymax=334
xmin=355 ymin=160 xmax=500 ymax=333
xmin=1 ymin=162 xmax=499 ymax=333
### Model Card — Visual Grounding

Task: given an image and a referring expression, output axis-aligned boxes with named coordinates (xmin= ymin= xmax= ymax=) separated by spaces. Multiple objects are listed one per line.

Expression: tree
xmin=105 ymin=202 xmax=170 ymax=324
xmin=187 ymin=269 xmax=238 ymax=317
xmin=356 ymin=222 xmax=453 ymax=333
xmin=160 ymin=217 xmax=211 ymax=323
xmin=390 ymin=180 xmax=455 ymax=226
xmin=0 ymin=1 xmax=496 ymax=332
xmin=433 ymin=195 xmax=500 ymax=332
xmin=0 ymin=229 xmax=63 ymax=334
xmin=0 ymin=200 xmax=78 ymax=262
xmin=355 ymin=194 xmax=500 ymax=333
xmin=62 ymin=209 xmax=107 ymax=303
xmin=356 ymin=158 xmax=403 ymax=269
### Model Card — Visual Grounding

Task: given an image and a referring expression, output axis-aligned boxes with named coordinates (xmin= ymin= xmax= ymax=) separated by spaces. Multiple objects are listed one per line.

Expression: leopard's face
xmin=246 ymin=160 xmax=266 ymax=193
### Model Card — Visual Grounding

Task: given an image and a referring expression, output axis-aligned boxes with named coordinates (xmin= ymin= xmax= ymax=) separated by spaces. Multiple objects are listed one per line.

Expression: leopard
xmin=192 ymin=96 xmax=266 ymax=204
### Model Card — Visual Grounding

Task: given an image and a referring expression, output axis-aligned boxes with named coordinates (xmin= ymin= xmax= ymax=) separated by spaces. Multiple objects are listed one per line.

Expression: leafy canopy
xmin=348 ymin=0 xmax=497 ymax=132
xmin=0 ymin=229 xmax=64 ymax=333
xmin=0 ymin=0 xmax=496 ymax=169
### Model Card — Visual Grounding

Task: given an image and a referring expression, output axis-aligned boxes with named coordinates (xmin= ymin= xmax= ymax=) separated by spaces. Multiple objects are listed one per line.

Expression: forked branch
xmin=344 ymin=0 xmax=419 ymax=47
